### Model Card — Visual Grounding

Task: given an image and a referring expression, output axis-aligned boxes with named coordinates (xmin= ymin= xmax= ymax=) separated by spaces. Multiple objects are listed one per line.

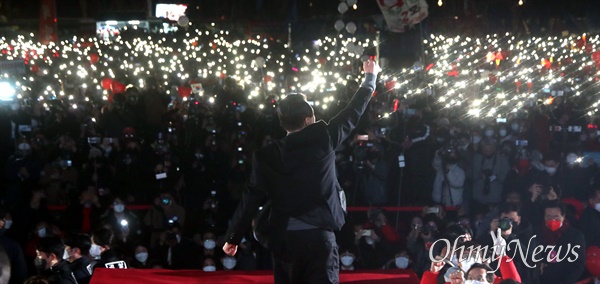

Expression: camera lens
xmin=499 ymin=218 xmax=512 ymax=231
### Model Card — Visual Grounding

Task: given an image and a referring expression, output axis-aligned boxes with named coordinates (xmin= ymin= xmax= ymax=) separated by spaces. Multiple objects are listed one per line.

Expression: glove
xmin=490 ymin=228 xmax=507 ymax=258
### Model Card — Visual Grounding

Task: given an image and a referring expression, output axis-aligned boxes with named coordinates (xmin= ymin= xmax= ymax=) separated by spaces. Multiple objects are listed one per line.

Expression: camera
xmin=161 ymin=198 xmax=171 ymax=205
xmin=498 ymin=217 xmax=512 ymax=231
xmin=422 ymin=224 xmax=436 ymax=235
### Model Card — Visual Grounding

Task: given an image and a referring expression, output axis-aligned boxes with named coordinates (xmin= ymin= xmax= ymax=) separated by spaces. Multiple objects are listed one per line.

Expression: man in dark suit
xmin=223 ymin=60 xmax=380 ymax=283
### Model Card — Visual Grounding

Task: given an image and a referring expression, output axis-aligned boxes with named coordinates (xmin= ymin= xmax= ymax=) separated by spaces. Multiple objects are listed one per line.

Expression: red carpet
xmin=90 ymin=268 xmax=420 ymax=284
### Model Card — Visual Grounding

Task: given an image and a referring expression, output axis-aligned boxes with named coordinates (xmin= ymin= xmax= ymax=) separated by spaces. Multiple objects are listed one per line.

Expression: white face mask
xmin=3 ymin=220 xmax=13 ymax=229
xmin=484 ymin=130 xmax=495 ymax=137
xmin=472 ymin=136 xmax=482 ymax=144
xmin=365 ymin=237 xmax=375 ymax=245
xmin=114 ymin=204 xmax=125 ymax=213
xmin=203 ymin=265 xmax=216 ymax=272
xmin=566 ymin=154 xmax=578 ymax=165
xmin=511 ymin=123 xmax=520 ymax=131
xmin=90 ymin=244 xmax=102 ymax=257
xmin=341 ymin=256 xmax=354 ymax=266
xmin=594 ymin=203 xmax=600 ymax=213
xmin=204 ymin=239 xmax=216 ymax=250
xmin=459 ymin=257 xmax=479 ymax=273
xmin=222 ymin=257 xmax=237 ymax=269
xmin=544 ymin=166 xmax=558 ymax=175
xmin=37 ymin=227 xmax=47 ymax=238
xmin=63 ymin=249 xmax=70 ymax=260
xmin=498 ymin=129 xmax=507 ymax=137
xmin=135 ymin=252 xmax=149 ymax=263
xmin=465 ymin=280 xmax=488 ymax=284
xmin=395 ymin=257 xmax=409 ymax=269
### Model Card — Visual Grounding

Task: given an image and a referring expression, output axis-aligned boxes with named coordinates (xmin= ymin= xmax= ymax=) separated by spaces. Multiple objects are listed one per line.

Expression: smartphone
xmin=156 ymin=173 xmax=167 ymax=180
xmin=496 ymin=118 xmax=507 ymax=123
xmin=515 ymin=140 xmax=529 ymax=146
xmin=362 ymin=230 xmax=372 ymax=237
xmin=19 ymin=125 xmax=32 ymax=132
xmin=307 ymin=101 xmax=315 ymax=106
xmin=357 ymin=135 xmax=369 ymax=141
xmin=66 ymin=160 xmax=73 ymax=167
xmin=426 ymin=207 xmax=440 ymax=214
xmin=88 ymin=137 xmax=101 ymax=144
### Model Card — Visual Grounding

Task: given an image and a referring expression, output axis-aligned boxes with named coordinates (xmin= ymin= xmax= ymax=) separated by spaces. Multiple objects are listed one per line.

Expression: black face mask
xmin=34 ymin=257 xmax=47 ymax=272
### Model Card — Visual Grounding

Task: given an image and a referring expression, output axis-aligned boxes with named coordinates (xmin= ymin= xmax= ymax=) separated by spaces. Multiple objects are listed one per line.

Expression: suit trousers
xmin=272 ymin=228 xmax=339 ymax=284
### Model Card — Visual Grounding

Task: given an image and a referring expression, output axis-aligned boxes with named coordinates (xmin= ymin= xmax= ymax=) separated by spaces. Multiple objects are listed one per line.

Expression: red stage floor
xmin=90 ymin=268 xmax=420 ymax=284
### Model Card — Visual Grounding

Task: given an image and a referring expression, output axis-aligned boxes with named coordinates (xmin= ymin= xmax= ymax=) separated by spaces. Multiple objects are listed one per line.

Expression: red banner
xmin=39 ymin=0 xmax=57 ymax=44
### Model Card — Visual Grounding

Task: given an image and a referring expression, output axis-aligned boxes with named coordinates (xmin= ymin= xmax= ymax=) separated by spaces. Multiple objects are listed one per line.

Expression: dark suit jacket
xmin=225 ymin=79 xmax=375 ymax=250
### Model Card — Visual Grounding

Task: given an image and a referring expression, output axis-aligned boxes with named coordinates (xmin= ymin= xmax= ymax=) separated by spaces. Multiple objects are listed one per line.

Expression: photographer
xmin=351 ymin=131 xmax=390 ymax=206
xmin=477 ymin=203 xmax=536 ymax=284
xmin=432 ymin=144 xmax=466 ymax=206
xmin=407 ymin=215 xmax=443 ymax=278
xmin=472 ymin=138 xmax=510 ymax=206
xmin=143 ymin=193 xmax=185 ymax=248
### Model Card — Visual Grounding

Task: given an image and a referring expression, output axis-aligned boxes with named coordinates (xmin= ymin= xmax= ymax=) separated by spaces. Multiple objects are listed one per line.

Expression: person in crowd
xmin=476 ymin=202 xmax=535 ymax=284
xmin=536 ymin=200 xmax=586 ymax=284
xmin=579 ymin=188 xmax=600 ymax=248
xmin=432 ymin=145 xmax=466 ymax=206
xmin=233 ymin=237 xmax=258 ymax=271
xmin=100 ymin=197 xmax=141 ymax=251
xmin=144 ymin=192 xmax=185 ymax=249
xmin=471 ymin=138 xmax=511 ymax=206
xmin=408 ymin=215 xmax=443 ymax=278
xmin=63 ymin=233 xmax=92 ymax=284
xmin=521 ymin=183 xmax=561 ymax=227
xmin=0 ymin=208 xmax=27 ymax=284
xmin=154 ymin=225 xmax=201 ymax=269
xmin=383 ymin=249 xmax=411 ymax=270
xmin=62 ymin=186 xmax=102 ymax=234
xmin=130 ymin=245 xmax=152 ymax=269
xmin=201 ymin=257 xmax=217 ymax=272
xmin=35 ymin=237 xmax=78 ymax=284
xmin=562 ymin=153 xmax=596 ymax=200
xmin=91 ymin=228 xmax=126 ymax=270
xmin=360 ymin=208 xmax=401 ymax=267
xmin=339 ymin=250 xmax=357 ymax=271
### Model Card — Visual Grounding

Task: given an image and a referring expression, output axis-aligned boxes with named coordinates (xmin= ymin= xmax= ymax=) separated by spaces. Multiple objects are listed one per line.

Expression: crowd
xmin=0 ymin=26 xmax=599 ymax=284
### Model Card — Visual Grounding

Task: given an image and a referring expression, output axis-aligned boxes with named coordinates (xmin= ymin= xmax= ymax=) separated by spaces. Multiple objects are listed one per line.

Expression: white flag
xmin=376 ymin=0 xmax=429 ymax=32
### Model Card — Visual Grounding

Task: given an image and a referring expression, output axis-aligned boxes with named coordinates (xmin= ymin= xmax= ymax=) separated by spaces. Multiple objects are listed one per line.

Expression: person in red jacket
xmin=420 ymin=244 xmax=521 ymax=284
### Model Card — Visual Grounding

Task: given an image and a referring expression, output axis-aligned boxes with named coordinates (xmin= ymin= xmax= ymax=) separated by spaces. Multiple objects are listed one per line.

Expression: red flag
xmin=39 ymin=0 xmax=57 ymax=44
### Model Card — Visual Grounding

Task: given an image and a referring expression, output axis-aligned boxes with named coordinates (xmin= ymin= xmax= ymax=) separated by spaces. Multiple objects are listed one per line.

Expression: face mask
xmin=3 ymin=220 xmax=13 ymax=229
xmin=34 ymin=257 xmax=47 ymax=271
xmin=595 ymin=203 xmax=600 ymax=213
xmin=135 ymin=252 xmax=149 ymax=263
xmin=546 ymin=219 xmax=562 ymax=231
xmin=195 ymin=153 xmax=203 ymax=159
xmin=498 ymin=129 xmax=507 ymax=137
xmin=484 ymin=130 xmax=495 ymax=137
xmin=203 ymin=265 xmax=216 ymax=272
xmin=90 ymin=244 xmax=102 ymax=257
xmin=472 ymin=136 xmax=482 ymax=144
xmin=63 ymin=249 xmax=70 ymax=260
xmin=18 ymin=143 xmax=32 ymax=151
xmin=465 ymin=281 xmax=487 ymax=284
xmin=37 ymin=227 xmax=47 ymax=238
xmin=204 ymin=239 xmax=216 ymax=250
xmin=459 ymin=257 xmax=479 ymax=273
xmin=341 ymin=256 xmax=354 ymax=266
xmin=114 ymin=204 xmax=125 ymax=213
xmin=365 ymin=237 xmax=375 ymax=245
xmin=544 ymin=166 xmax=557 ymax=175
xmin=511 ymin=123 xmax=520 ymax=131
xmin=222 ymin=257 xmax=237 ymax=269
xmin=395 ymin=256 xmax=409 ymax=269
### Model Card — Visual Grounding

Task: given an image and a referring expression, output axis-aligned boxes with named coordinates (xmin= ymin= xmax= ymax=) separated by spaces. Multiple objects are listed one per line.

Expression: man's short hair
xmin=64 ymin=233 xmax=92 ymax=255
xmin=466 ymin=263 xmax=495 ymax=283
xmin=92 ymin=228 xmax=114 ymax=247
xmin=543 ymin=200 xmax=566 ymax=216
xmin=497 ymin=202 xmax=521 ymax=217
xmin=277 ymin=94 xmax=314 ymax=132
xmin=36 ymin=237 xmax=66 ymax=260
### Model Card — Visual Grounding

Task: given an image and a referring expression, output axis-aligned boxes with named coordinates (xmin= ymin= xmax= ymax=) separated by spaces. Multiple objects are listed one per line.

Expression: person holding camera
xmin=408 ymin=215 xmax=443 ymax=278
xmin=432 ymin=146 xmax=466 ymax=206
xmin=476 ymin=203 xmax=536 ymax=284
xmin=471 ymin=138 xmax=510 ymax=206
xmin=143 ymin=193 xmax=185 ymax=248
